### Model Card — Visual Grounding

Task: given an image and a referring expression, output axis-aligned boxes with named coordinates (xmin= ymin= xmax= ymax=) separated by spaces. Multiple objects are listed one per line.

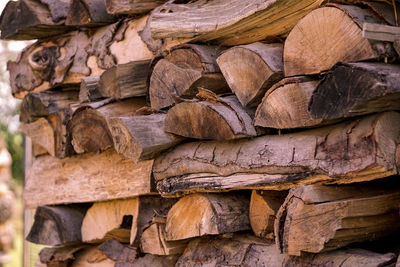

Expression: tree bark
xmin=79 ymin=76 xmax=103 ymax=103
xmin=66 ymin=0 xmax=116 ymax=27
xmin=19 ymin=118 xmax=55 ymax=157
xmin=97 ymin=239 xmax=137 ymax=263
xmin=149 ymin=0 xmax=323 ymax=46
xmin=106 ymin=0 xmax=168 ymax=15
xmin=309 ymin=62 xmax=400 ymax=120
xmin=115 ymin=254 xmax=179 ymax=267
xmin=275 ymin=180 xmax=400 ymax=256
xmin=154 ymin=112 xmax=400 ymax=195
xmin=39 ymin=244 xmax=90 ymax=267
xmin=217 ymin=42 xmax=283 ymax=107
xmin=284 ymin=4 xmax=396 ymax=76
xmin=24 ymin=149 xmax=154 ymax=208
xmin=149 ymin=44 xmax=230 ymax=110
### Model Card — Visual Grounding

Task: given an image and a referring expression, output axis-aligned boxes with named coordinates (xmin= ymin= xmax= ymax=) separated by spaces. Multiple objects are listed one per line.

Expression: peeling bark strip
xmin=217 ymin=42 xmax=284 ymax=107
xmin=150 ymin=0 xmax=323 ymax=45
xmin=284 ymin=5 xmax=396 ymax=76
xmin=106 ymin=0 xmax=168 ymax=15
xmin=24 ymin=149 xmax=154 ymax=209
xmin=26 ymin=205 xmax=89 ymax=246
xmin=154 ymin=112 xmax=400 ymax=195
xmin=66 ymin=0 xmax=116 ymax=27
xmin=309 ymin=62 xmax=400 ymax=120
xmin=275 ymin=181 xmax=400 ymax=256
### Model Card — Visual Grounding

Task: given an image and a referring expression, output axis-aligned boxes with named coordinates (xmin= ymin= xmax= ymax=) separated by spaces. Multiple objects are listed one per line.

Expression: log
xmin=149 ymin=44 xmax=230 ymax=110
xmin=284 ymin=4 xmax=397 ymax=76
xmin=27 ymin=205 xmax=89 ymax=245
xmin=249 ymin=190 xmax=287 ymax=239
xmin=79 ymin=76 xmax=103 ymax=103
xmin=149 ymin=0 xmax=323 ymax=46
xmin=19 ymin=118 xmax=55 ymax=157
xmin=154 ymin=112 xmax=400 ymax=195
xmin=70 ymin=98 xmax=147 ymax=154
xmin=66 ymin=0 xmax=116 ymax=27
xmin=115 ymin=254 xmax=179 ymax=267
xmin=39 ymin=244 xmax=90 ymax=267
xmin=0 ymin=0 xmax=72 ymax=40
xmin=309 ymin=62 xmax=400 ymax=120
xmin=108 ymin=114 xmax=183 ymax=163
xmin=97 ymin=239 xmax=137 ymax=263
xmin=217 ymin=42 xmax=284 ymax=107
xmin=254 ymin=77 xmax=331 ymax=129
xmin=165 ymin=193 xmax=250 ymax=241
xmin=23 ymin=149 xmax=154 ymax=208
xmin=106 ymin=0 xmax=168 ymax=15
xmin=164 ymin=94 xmax=260 ymax=140
xmin=71 ymin=247 xmax=115 ymax=267
xmin=275 ymin=180 xmax=400 ymax=256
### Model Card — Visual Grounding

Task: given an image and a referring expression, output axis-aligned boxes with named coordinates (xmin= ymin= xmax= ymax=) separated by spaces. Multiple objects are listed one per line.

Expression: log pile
xmin=4 ymin=0 xmax=400 ymax=265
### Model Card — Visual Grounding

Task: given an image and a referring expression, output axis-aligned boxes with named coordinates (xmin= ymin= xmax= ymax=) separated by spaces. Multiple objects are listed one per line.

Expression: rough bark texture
xmin=66 ymin=0 xmax=116 ymax=26
xmin=24 ymin=149 xmax=154 ymax=209
xmin=309 ymin=62 xmax=400 ymax=120
xmin=106 ymin=0 xmax=168 ymax=15
xmin=150 ymin=0 xmax=323 ymax=45
xmin=154 ymin=112 xmax=400 ymax=195
xmin=284 ymin=5 xmax=396 ymax=76
xmin=97 ymin=239 xmax=137 ymax=263
xmin=39 ymin=244 xmax=90 ymax=266
xmin=115 ymin=254 xmax=179 ymax=267
xmin=79 ymin=76 xmax=103 ymax=103
xmin=165 ymin=193 xmax=250 ymax=241
xmin=217 ymin=42 xmax=284 ymax=107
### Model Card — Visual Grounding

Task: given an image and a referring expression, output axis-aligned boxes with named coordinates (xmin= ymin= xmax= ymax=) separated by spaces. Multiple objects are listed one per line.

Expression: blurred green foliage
xmin=0 ymin=122 xmax=23 ymax=183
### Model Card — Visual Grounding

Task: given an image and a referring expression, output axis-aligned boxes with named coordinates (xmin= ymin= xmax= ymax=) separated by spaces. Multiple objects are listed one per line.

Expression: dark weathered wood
xmin=284 ymin=4 xmax=397 ymax=76
xmin=106 ymin=0 xmax=168 ymax=15
xmin=98 ymin=239 xmax=137 ymax=263
xmin=66 ymin=0 xmax=116 ymax=26
xmin=149 ymin=44 xmax=230 ymax=110
xmin=79 ymin=76 xmax=103 ymax=103
xmin=115 ymin=254 xmax=179 ymax=267
xmin=150 ymin=0 xmax=323 ymax=45
xmin=217 ymin=42 xmax=283 ymax=107
xmin=309 ymin=62 xmax=400 ymax=120
xmin=26 ymin=205 xmax=89 ymax=245
xmin=39 ymin=244 xmax=90 ymax=267
xmin=164 ymin=94 xmax=260 ymax=140
xmin=154 ymin=112 xmax=400 ymax=196
xmin=24 ymin=149 xmax=154 ymax=209
xmin=275 ymin=180 xmax=400 ymax=256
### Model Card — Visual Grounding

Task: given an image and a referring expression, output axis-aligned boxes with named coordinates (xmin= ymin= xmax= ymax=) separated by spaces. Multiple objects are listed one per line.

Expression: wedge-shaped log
xmin=154 ymin=112 xmax=400 ymax=195
xmin=164 ymin=95 xmax=258 ymax=140
xmin=149 ymin=44 xmax=229 ymax=110
xmin=26 ymin=205 xmax=89 ymax=245
xmin=0 ymin=0 xmax=72 ymax=40
xmin=70 ymin=98 xmax=146 ymax=154
xmin=254 ymin=77 xmax=330 ymax=129
xmin=165 ymin=193 xmax=250 ymax=241
xmin=79 ymin=76 xmax=103 ymax=103
xmin=106 ymin=0 xmax=167 ymax=15
xmin=275 ymin=180 xmax=400 ymax=256
xmin=24 ymin=149 xmax=154 ymax=208
xmin=284 ymin=5 xmax=396 ymax=76
xmin=66 ymin=0 xmax=116 ymax=27
xmin=309 ymin=62 xmax=400 ymax=120
xmin=108 ymin=114 xmax=183 ymax=163
xmin=19 ymin=118 xmax=55 ymax=157
xmin=150 ymin=0 xmax=323 ymax=45
xmin=217 ymin=43 xmax=283 ymax=107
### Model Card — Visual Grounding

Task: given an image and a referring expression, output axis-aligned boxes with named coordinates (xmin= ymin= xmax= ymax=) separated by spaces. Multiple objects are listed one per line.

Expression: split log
xmin=79 ymin=76 xmax=103 ymax=103
xmin=0 ymin=0 xmax=72 ymax=40
xmin=217 ymin=42 xmax=284 ymax=107
xmin=164 ymin=95 xmax=260 ymax=140
xmin=19 ymin=118 xmax=55 ymax=157
xmin=149 ymin=44 xmax=230 ymax=110
xmin=39 ymin=244 xmax=90 ymax=267
xmin=66 ymin=0 xmax=116 ymax=27
xmin=70 ymin=98 xmax=146 ymax=154
xmin=149 ymin=0 xmax=323 ymax=46
xmin=254 ymin=77 xmax=332 ymax=129
xmin=154 ymin=112 xmax=400 ymax=195
xmin=165 ymin=193 xmax=250 ymax=241
xmin=115 ymin=254 xmax=179 ymax=267
xmin=106 ymin=0 xmax=167 ymax=15
xmin=71 ymin=247 xmax=115 ymax=267
xmin=27 ymin=205 xmax=89 ymax=245
xmin=24 ymin=149 xmax=154 ymax=208
xmin=249 ymin=190 xmax=287 ymax=239
xmin=309 ymin=62 xmax=400 ymax=120
xmin=275 ymin=181 xmax=400 ymax=256
xmin=97 ymin=239 xmax=137 ymax=264
xmin=284 ymin=5 xmax=397 ymax=76
xmin=108 ymin=114 xmax=183 ymax=163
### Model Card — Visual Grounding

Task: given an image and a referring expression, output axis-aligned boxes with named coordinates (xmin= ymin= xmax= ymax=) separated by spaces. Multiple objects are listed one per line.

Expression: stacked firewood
xmin=3 ymin=0 xmax=400 ymax=266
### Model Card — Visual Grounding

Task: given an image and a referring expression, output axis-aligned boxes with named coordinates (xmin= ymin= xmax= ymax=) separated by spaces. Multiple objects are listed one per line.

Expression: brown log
xmin=165 ymin=193 xmax=250 ymax=241
xmin=71 ymin=247 xmax=115 ymax=267
xmin=19 ymin=118 xmax=55 ymax=157
xmin=106 ymin=0 xmax=168 ymax=15
xmin=284 ymin=4 xmax=396 ymax=76
xmin=27 ymin=205 xmax=89 ymax=245
xmin=39 ymin=244 xmax=90 ymax=267
xmin=164 ymin=94 xmax=261 ymax=140
xmin=97 ymin=239 xmax=137 ymax=263
xmin=24 ymin=149 xmax=154 ymax=209
xmin=70 ymin=98 xmax=146 ymax=154
xmin=0 ymin=0 xmax=72 ymax=40
xmin=154 ymin=112 xmax=400 ymax=196
xmin=115 ymin=254 xmax=179 ymax=267
xmin=66 ymin=0 xmax=116 ymax=27
xmin=217 ymin=42 xmax=284 ymax=107
xmin=149 ymin=44 xmax=230 ymax=110
xmin=249 ymin=190 xmax=287 ymax=239
xmin=79 ymin=76 xmax=103 ymax=103
xmin=149 ymin=0 xmax=323 ymax=46
xmin=275 ymin=180 xmax=400 ymax=256
xmin=108 ymin=114 xmax=183 ymax=163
